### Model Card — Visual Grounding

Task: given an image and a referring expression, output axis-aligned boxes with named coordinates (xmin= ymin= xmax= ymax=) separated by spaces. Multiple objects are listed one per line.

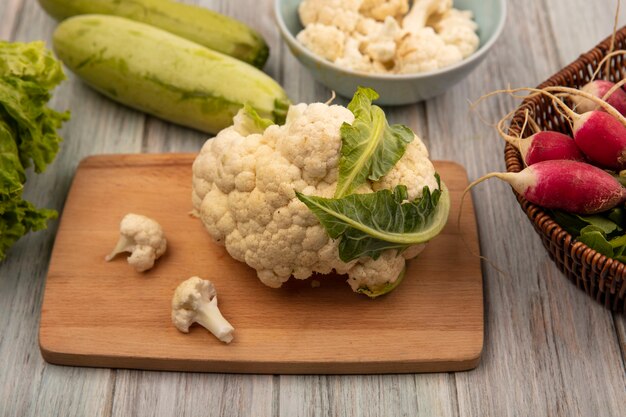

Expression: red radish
xmin=497 ymin=111 xmax=584 ymax=165
xmin=474 ymin=86 xmax=626 ymax=169
xmin=467 ymin=160 xmax=626 ymax=214
xmin=572 ymin=110 xmax=626 ymax=169
xmin=570 ymin=80 xmax=626 ymax=115
xmin=537 ymin=86 xmax=626 ymax=170
xmin=518 ymin=131 xmax=584 ymax=165
xmin=572 ymin=46 xmax=626 ymax=115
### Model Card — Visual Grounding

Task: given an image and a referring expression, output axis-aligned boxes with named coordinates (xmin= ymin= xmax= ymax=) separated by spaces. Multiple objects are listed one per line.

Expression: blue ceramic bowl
xmin=275 ymin=0 xmax=506 ymax=105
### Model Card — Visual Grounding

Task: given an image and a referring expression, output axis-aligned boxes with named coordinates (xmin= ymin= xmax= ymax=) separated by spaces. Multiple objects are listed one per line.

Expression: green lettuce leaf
xmin=334 ymin=87 xmax=414 ymax=198
xmin=1 ymin=199 xmax=58 ymax=260
xmin=0 ymin=41 xmax=68 ymax=261
xmin=296 ymin=175 xmax=450 ymax=262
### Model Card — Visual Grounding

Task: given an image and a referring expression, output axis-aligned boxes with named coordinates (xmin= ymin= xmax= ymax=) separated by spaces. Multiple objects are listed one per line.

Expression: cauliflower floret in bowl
xmin=192 ymin=88 xmax=450 ymax=297
xmin=274 ymin=0 xmax=505 ymax=104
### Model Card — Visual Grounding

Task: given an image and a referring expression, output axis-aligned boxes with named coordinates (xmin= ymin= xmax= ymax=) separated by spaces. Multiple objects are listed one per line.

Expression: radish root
xmin=457 ymin=175 xmax=510 ymax=279
xmin=520 ymin=109 xmax=531 ymax=138
xmin=480 ymin=86 xmax=626 ymax=130
xmin=527 ymin=112 xmax=541 ymax=133
xmin=604 ymin=0 xmax=622 ymax=77
xmin=591 ymin=50 xmax=626 ymax=82
xmin=325 ymin=90 xmax=337 ymax=105
xmin=544 ymin=85 xmax=626 ymax=126
xmin=495 ymin=108 xmax=531 ymax=153
xmin=467 ymin=89 xmax=517 ymax=129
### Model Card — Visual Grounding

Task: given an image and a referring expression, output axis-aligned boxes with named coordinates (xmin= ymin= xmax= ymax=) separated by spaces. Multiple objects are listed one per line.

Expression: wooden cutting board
xmin=39 ymin=153 xmax=483 ymax=374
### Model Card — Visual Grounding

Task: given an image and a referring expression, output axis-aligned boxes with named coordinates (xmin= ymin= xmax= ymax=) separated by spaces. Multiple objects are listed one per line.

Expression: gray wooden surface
xmin=1 ymin=0 xmax=625 ymax=416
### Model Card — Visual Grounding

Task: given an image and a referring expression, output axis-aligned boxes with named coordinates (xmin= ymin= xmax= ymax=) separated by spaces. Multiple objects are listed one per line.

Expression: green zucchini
xmin=38 ymin=0 xmax=269 ymax=68
xmin=53 ymin=15 xmax=289 ymax=134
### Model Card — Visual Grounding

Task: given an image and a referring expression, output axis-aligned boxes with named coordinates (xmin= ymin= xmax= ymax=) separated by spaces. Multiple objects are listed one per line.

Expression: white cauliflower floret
xmin=373 ymin=135 xmax=438 ymax=198
xmin=434 ymin=9 xmax=480 ymax=58
xmin=362 ymin=16 xmax=401 ymax=65
xmin=171 ymin=276 xmax=234 ymax=343
xmin=402 ymin=0 xmax=452 ymax=32
xmin=395 ymin=27 xmax=463 ymax=73
xmin=298 ymin=0 xmax=362 ymax=32
xmin=105 ymin=213 xmax=167 ymax=272
xmin=192 ymin=102 xmax=439 ymax=295
xmin=335 ymin=37 xmax=376 ymax=73
xmin=297 ymin=24 xmax=345 ymax=62
xmin=360 ymin=0 xmax=409 ymax=21
xmin=347 ymin=250 xmax=406 ymax=292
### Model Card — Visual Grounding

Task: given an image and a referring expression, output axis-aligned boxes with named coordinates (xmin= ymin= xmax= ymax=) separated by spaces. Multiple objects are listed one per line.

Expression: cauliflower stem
xmin=190 ymin=297 xmax=234 ymax=343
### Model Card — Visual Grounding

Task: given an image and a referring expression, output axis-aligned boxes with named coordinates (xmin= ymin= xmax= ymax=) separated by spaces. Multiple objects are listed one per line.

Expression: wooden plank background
xmin=0 ymin=0 xmax=625 ymax=416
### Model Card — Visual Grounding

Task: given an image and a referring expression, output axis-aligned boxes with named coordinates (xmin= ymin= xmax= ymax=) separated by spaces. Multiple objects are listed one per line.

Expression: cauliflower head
xmin=192 ymin=102 xmax=439 ymax=295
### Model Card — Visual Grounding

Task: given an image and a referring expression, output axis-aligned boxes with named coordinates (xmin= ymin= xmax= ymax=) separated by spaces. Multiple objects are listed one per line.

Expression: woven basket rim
xmin=504 ymin=26 xmax=626 ymax=283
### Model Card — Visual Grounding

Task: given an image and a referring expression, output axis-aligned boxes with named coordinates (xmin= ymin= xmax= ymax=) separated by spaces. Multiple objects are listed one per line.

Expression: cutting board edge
xmin=39 ymin=342 xmax=483 ymax=374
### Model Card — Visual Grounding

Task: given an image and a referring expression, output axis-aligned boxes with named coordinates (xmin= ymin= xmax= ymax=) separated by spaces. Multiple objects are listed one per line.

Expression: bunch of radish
xmin=468 ymin=51 xmax=626 ymax=215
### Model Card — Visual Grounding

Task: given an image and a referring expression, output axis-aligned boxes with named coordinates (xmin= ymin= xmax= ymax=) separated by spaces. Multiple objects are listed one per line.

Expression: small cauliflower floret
xmin=395 ymin=27 xmax=462 ymax=74
xmin=105 ymin=213 xmax=166 ymax=272
xmin=278 ymin=102 xmax=353 ymax=183
xmin=335 ymin=37 xmax=376 ymax=73
xmin=355 ymin=16 xmax=381 ymax=36
xmin=360 ymin=0 xmax=409 ymax=21
xmin=298 ymin=0 xmax=362 ymax=32
xmin=402 ymin=0 xmax=452 ymax=32
xmin=192 ymin=100 xmax=440 ymax=296
xmin=373 ymin=136 xmax=438 ymax=199
xmin=363 ymin=16 xmax=401 ymax=65
xmin=434 ymin=9 xmax=480 ymax=58
xmin=171 ymin=276 xmax=234 ymax=343
xmin=297 ymin=24 xmax=346 ymax=62
xmin=347 ymin=250 xmax=406 ymax=294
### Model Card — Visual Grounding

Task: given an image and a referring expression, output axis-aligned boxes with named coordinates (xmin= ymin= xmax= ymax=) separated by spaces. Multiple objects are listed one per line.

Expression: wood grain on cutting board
xmin=39 ymin=153 xmax=483 ymax=374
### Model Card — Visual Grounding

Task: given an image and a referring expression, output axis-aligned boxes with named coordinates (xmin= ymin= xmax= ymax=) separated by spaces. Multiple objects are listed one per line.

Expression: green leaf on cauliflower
xmin=0 ymin=40 xmax=68 ymax=261
xmin=296 ymin=174 xmax=450 ymax=262
xmin=236 ymin=103 xmax=274 ymax=135
xmin=273 ymin=98 xmax=289 ymax=125
xmin=334 ymin=86 xmax=415 ymax=198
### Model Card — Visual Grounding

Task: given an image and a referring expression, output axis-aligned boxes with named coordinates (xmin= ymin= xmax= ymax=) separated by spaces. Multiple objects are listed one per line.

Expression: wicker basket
xmin=505 ymin=27 xmax=626 ymax=313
